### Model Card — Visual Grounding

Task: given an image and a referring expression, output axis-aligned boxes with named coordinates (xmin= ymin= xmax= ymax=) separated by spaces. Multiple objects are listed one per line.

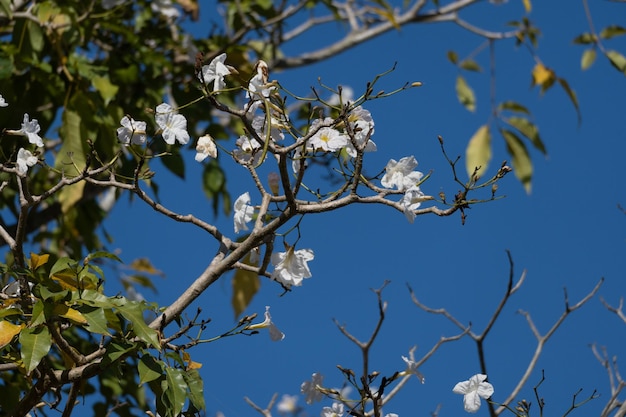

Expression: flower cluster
xmin=381 ymin=156 xmax=426 ymax=223
xmin=292 ymin=106 xmax=376 ymax=174
xmin=2 ymin=97 xmax=44 ymax=175
xmin=116 ymin=102 xmax=190 ymax=147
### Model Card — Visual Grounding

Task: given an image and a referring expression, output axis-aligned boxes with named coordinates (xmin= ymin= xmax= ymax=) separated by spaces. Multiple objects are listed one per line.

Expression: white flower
xmin=400 ymin=186 xmax=426 ymax=224
xmin=247 ymin=73 xmax=274 ymax=99
xmin=384 ymin=414 xmax=399 ymax=417
xmin=151 ymin=0 xmax=179 ymax=18
xmin=20 ymin=114 xmax=44 ymax=147
xmin=155 ymin=103 xmax=189 ymax=145
xmin=116 ymin=116 xmax=147 ymax=145
xmin=301 ymin=373 xmax=324 ymax=404
xmin=381 ymin=156 xmax=423 ymax=191
xmin=198 ymin=53 xmax=231 ymax=93
xmin=400 ymin=356 xmax=425 ymax=383
xmin=345 ymin=106 xmax=376 ymax=157
xmin=247 ymin=61 xmax=274 ymax=100
xmin=291 ymin=146 xmax=310 ymax=174
xmin=0 ymin=94 xmax=8 ymax=107
xmin=246 ymin=306 xmax=285 ymax=341
xmin=195 ymin=134 xmax=217 ymax=162
xmin=271 ymin=247 xmax=314 ymax=287
xmin=252 ymin=115 xmax=285 ymax=142
xmin=309 ymin=126 xmax=348 ymax=152
xmin=233 ymin=135 xmax=263 ymax=165
xmin=453 ymin=374 xmax=494 ymax=413
xmin=277 ymin=394 xmax=299 ymax=415
xmin=321 ymin=402 xmax=344 ymax=417
xmin=16 ymin=148 xmax=38 ymax=174
xmin=234 ymin=192 xmax=254 ymax=233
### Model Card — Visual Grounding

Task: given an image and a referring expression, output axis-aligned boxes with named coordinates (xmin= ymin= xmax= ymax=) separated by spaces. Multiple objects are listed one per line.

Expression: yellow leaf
xmin=58 ymin=182 xmax=86 ymax=214
xmin=52 ymin=304 xmax=88 ymax=325
xmin=232 ymin=259 xmax=260 ymax=319
xmin=531 ymin=63 xmax=555 ymax=88
xmin=51 ymin=271 xmax=80 ymax=290
xmin=129 ymin=258 xmax=164 ymax=276
xmin=465 ymin=125 xmax=492 ymax=179
xmin=581 ymin=48 xmax=596 ymax=70
xmin=29 ymin=253 xmax=50 ymax=271
xmin=182 ymin=350 xmax=203 ymax=370
xmin=0 ymin=321 xmax=24 ymax=349
xmin=456 ymin=75 xmax=476 ymax=112
xmin=502 ymin=129 xmax=533 ymax=193
xmin=51 ymin=271 xmax=98 ymax=291
xmin=523 ymin=0 xmax=532 ymax=13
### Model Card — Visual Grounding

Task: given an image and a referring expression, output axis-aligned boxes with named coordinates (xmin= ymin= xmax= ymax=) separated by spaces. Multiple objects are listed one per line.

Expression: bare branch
xmin=600 ymin=296 xmax=626 ymax=325
xmin=496 ymin=278 xmax=604 ymax=414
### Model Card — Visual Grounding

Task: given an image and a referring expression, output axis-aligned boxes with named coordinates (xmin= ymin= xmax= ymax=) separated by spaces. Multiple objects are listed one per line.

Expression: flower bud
xmin=268 ymin=172 xmax=280 ymax=196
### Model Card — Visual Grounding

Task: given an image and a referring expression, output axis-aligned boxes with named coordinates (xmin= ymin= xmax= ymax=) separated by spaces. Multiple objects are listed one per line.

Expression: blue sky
xmin=95 ymin=1 xmax=626 ymax=416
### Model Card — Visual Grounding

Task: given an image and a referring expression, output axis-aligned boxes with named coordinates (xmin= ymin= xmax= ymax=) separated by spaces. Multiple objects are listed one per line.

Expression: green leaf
xmin=75 ymin=289 xmax=113 ymax=307
xmin=49 ymin=256 xmax=78 ymax=278
xmin=557 ymin=78 xmax=581 ymax=124
xmin=501 ymin=129 xmax=533 ymax=193
xmin=84 ymin=251 xmax=123 ymax=265
xmin=30 ymin=299 xmax=46 ymax=327
xmin=0 ymin=0 xmax=13 ymax=18
xmin=599 ymin=25 xmax=626 ymax=39
xmin=138 ymin=355 xmax=164 ymax=386
xmin=581 ymin=48 xmax=596 ymax=70
xmin=57 ymin=111 xmax=86 ymax=170
xmin=202 ymin=159 xmax=230 ymax=216
xmin=115 ymin=300 xmax=160 ymax=349
xmin=506 ymin=117 xmax=546 ymax=154
xmin=164 ymin=367 xmax=187 ymax=417
xmin=105 ymin=341 xmax=136 ymax=363
xmin=183 ymin=370 xmax=206 ymax=411
xmin=606 ymin=50 xmax=626 ymax=73
xmin=459 ymin=59 xmax=482 ymax=72
xmin=465 ymin=125 xmax=491 ymax=179
xmin=19 ymin=325 xmax=52 ymax=375
xmin=446 ymin=50 xmax=458 ymax=65
xmin=0 ymin=55 xmax=13 ymax=79
xmin=572 ymin=32 xmax=596 ymax=44
xmin=26 ymin=20 xmax=44 ymax=53
xmin=498 ymin=101 xmax=530 ymax=115
xmin=92 ymin=75 xmax=119 ymax=105
xmin=79 ymin=305 xmax=111 ymax=335
xmin=455 ymin=75 xmax=476 ymax=112
xmin=232 ymin=265 xmax=260 ymax=319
